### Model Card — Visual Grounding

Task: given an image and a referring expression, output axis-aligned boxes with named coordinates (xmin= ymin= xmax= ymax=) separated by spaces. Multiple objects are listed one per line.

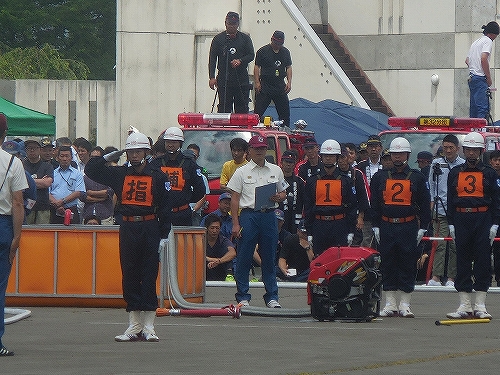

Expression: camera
xmin=432 ymin=163 xmax=442 ymax=176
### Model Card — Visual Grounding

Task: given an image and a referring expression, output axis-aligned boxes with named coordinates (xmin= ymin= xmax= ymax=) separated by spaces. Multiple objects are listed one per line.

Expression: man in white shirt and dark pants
xmin=227 ymin=135 xmax=288 ymax=308
xmin=466 ymin=21 xmax=499 ymax=118
xmin=0 ymin=113 xmax=28 ymax=356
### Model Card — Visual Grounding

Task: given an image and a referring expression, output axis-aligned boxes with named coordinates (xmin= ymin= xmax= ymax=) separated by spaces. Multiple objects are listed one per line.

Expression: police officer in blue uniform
xmin=85 ymin=132 xmax=171 ymax=342
xmin=446 ymin=132 xmax=500 ymax=320
xmin=370 ymin=137 xmax=431 ymax=318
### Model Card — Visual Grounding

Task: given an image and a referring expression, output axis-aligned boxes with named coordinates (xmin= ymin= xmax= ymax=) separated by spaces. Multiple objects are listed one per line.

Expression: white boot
xmin=115 ymin=311 xmax=143 ymax=342
xmin=379 ymin=290 xmax=398 ymax=317
xmin=142 ymin=311 xmax=159 ymax=342
xmin=398 ymin=292 xmax=414 ymax=318
xmin=446 ymin=292 xmax=473 ymax=319
xmin=474 ymin=291 xmax=492 ymax=319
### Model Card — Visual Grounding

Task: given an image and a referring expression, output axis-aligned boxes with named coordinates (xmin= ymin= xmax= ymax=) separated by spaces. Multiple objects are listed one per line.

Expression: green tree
xmin=0 ymin=0 xmax=116 ymax=80
xmin=0 ymin=44 xmax=89 ymax=79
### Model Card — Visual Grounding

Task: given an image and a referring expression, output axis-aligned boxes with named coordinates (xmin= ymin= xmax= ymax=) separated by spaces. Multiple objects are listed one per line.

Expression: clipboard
xmin=254 ymin=183 xmax=277 ymax=211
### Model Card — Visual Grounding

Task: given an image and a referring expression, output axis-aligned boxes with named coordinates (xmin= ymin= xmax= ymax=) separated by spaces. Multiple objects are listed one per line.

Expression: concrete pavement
xmin=2 ymin=286 xmax=500 ymax=375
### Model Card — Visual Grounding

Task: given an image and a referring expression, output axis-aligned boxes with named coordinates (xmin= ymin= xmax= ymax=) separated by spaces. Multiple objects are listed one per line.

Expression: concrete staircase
xmin=312 ymin=24 xmax=395 ymax=117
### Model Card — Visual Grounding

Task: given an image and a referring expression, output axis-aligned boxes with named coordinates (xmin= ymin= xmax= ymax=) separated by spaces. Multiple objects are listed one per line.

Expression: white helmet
xmin=389 ymin=137 xmax=411 ymax=153
xmin=294 ymin=119 xmax=308 ymax=130
xmin=462 ymin=131 xmax=485 ymax=149
xmin=125 ymin=132 xmax=151 ymax=150
xmin=320 ymin=139 xmax=341 ymax=155
xmin=163 ymin=126 xmax=184 ymax=142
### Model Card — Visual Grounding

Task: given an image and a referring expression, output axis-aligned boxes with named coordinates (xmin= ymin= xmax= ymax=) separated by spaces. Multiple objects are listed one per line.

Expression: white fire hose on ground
xmin=160 ymin=230 xmax=311 ymax=317
xmin=4 ymin=308 xmax=31 ymax=324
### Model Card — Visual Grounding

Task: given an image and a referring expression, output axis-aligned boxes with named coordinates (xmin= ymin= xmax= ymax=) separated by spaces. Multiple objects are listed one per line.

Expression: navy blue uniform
xmin=304 ymin=168 xmax=358 ymax=256
xmin=370 ymin=165 xmax=431 ymax=293
xmin=151 ymin=153 xmax=206 ymax=226
xmin=279 ymin=174 xmax=304 ymax=233
xmin=447 ymin=161 xmax=500 ymax=292
xmin=85 ymin=156 xmax=171 ymax=312
xmin=297 ymin=159 xmax=324 ymax=182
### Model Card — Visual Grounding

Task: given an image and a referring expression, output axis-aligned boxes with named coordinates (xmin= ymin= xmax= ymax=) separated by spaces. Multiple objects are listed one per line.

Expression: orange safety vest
xmin=382 ymin=171 xmax=412 ymax=206
xmin=121 ymin=175 xmax=154 ymax=207
xmin=457 ymin=171 xmax=484 ymax=198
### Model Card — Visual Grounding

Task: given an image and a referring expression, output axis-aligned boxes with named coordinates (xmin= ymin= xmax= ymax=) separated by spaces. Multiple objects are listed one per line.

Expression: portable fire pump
xmin=307 ymin=246 xmax=382 ymax=322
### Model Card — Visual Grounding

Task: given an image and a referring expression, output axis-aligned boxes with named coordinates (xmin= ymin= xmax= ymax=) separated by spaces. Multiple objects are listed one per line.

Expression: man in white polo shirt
xmin=227 ymin=135 xmax=288 ymax=308
xmin=0 ymin=113 xmax=28 ymax=356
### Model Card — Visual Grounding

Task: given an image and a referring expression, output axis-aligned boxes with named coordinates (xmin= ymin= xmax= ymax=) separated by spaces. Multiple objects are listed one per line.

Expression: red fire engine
xmin=179 ymin=113 xmax=314 ymax=213
xmin=378 ymin=116 xmax=500 ymax=168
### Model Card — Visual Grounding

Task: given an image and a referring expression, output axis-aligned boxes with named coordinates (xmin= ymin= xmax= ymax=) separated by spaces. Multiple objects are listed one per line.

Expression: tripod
xmin=426 ymin=162 xmax=452 ymax=284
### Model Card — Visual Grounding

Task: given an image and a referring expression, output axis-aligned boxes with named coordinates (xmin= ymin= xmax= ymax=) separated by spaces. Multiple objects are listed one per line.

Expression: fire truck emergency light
xmin=178 ymin=113 xmax=260 ymax=127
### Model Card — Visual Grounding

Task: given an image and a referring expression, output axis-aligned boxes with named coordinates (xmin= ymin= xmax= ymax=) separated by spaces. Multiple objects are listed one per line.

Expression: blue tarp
xmin=262 ymin=97 xmax=391 ymax=145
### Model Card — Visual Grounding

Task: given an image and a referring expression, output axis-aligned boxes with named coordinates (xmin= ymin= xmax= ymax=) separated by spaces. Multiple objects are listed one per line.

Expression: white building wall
xmin=3 ymin=0 xmax=500 ymax=147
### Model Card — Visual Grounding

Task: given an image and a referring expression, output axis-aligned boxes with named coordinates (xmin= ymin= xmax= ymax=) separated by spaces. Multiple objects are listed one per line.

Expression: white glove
xmin=448 ymin=225 xmax=455 ymax=242
xmin=490 ymin=225 xmax=499 ymax=246
xmin=347 ymin=233 xmax=354 ymax=246
xmin=372 ymin=227 xmax=380 ymax=244
xmin=416 ymin=229 xmax=426 ymax=246
xmin=103 ymin=149 xmax=124 ymax=162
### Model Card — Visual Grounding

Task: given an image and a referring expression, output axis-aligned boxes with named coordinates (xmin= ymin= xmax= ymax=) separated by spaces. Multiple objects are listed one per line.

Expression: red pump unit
xmin=307 ymin=246 xmax=382 ymax=322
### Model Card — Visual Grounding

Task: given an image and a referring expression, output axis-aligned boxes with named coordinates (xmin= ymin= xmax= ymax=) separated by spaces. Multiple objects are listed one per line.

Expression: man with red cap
xmin=254 ymin=30 xmax=293 ymax=128
xmin=208 ymin=11 xmax=254 ymax=113
xmin=227 ymin=135 xmax=288 ymax=308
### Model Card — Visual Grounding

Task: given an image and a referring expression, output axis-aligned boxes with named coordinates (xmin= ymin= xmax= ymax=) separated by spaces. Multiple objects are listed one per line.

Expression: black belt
xmin=122 ymin=214 xmax=157 ymax=222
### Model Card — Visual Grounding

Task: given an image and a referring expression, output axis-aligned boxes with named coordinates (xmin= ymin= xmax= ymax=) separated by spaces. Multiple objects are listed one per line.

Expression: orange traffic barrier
xmin=7 ymin=225 xmax=205 ymax=308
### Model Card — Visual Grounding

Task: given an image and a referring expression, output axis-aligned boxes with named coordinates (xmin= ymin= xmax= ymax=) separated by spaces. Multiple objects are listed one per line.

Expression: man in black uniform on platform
xmin=208 ymin=11 xmax=254 ymax=113
xmin=85 ymin=132 xmax=171 ymax=342
xmin=254 ymin=30 xmax=292 ymax=127
xmin=150 ymin=127 xmax=205 ymax=226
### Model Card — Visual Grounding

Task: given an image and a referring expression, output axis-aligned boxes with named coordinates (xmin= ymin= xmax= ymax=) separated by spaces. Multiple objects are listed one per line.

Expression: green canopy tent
xmin=0 ymin=96 xmax=56 ymax=136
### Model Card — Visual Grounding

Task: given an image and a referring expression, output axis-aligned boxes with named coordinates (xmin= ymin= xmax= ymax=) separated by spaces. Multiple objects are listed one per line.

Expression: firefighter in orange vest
xmin=85 ymin=132 xmax=171 ymax=342
xmin=446 ymin=131 xmax=500 ymax=320
xmin=303 ymin=139 xmax=357 ymax=256
xmin=151 ymin=127 xmax=206 ymax=226
xmin=370 ymin=137 xmax=431 ymax=318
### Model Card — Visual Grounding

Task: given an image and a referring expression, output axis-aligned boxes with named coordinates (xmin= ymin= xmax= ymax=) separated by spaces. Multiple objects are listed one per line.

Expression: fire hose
xmin=4 ymin=308 xmax=31 ymax=324
xmin=157 ymin=230 xmax=311 ymax=318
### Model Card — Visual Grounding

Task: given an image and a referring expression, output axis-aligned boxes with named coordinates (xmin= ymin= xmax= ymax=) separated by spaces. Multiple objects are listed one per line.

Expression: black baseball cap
xmin=281 ymin=150 xmax=296 ymax=162
xmin=226 ymin=11 xmax=240 ymax=24
xmin=272 ymin=30 xmax=285 ymax=45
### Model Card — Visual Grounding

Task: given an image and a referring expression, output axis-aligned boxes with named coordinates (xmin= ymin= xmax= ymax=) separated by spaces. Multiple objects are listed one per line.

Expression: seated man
xmin=277 ymin=220 xmax=314 ymax=282
xmin=204 ymin=214 xmax=236 ymax=281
